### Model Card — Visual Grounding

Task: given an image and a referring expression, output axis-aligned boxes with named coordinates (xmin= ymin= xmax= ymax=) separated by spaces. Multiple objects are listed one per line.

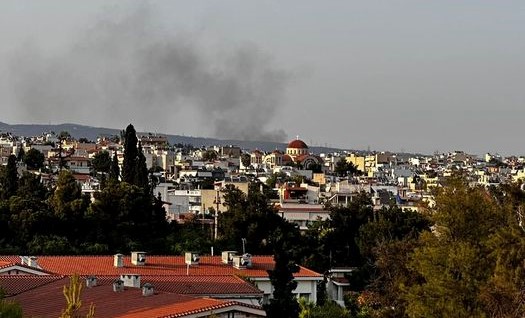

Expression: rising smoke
xmin=7 ymin=4 xmax=288 ymax=142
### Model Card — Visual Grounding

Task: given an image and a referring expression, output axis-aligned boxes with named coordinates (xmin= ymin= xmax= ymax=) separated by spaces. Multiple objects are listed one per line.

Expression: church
xmin=252 ymin=137 xmax=322 ymax=170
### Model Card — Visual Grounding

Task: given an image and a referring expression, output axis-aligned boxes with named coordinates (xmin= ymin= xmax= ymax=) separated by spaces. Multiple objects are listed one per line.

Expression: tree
xmin=479 ymin=183 xmax=525 ymax=317
xmin=24 ymin=148 xmax=45 ymax=170
xmin=326 ymin=192 xmax=374 ymax=268
xmin=0 ymin=155 xmax=18 ymax=200
xmin=298 ymin=297 xmax=315 ymax=318
xmin=16 ymin=147 xmax=25 ymax=162
xmin=17 ymin=172 xmax=48 ymax=200
xmin=87 ymin=181 xmax=168 ymax=253
xmin=299 ymin=300 xmax=351 ymax=318
xmin=404 ymin=179 xmax=506 ymax=318
xmin=241 ymin=153 xmax=251 ymax=168
xmin=49 ymin=170 xmax=90 ymax=244
xmin=0 ymin=287 xmax=23 ymax=318
xmin=265 ymin=221 xmax=301 ymax=318
xmin=266 ymin=172 xmax=288 ymax=188
xmin=6 ymin=177 xmax=53 ymax=252
xmin=481 ymin=223 xmax=525 ymax=318
xmin=28 ymin=234 xmax=75 ymax=255
xmin=121 ymin=125 xmax=149 ymax=191
xmin=59 ymin=131 xmax=72 ymax=141
xmin=219 ymin=183 xmax=283 ymax=254
xmin=91 ymin=151 xmax=111 ymax=174
xmin=60 ymin=274 xmax=95 ymax=318
xmin=122 ymin=124 xmax=138 ymax=184
xmin=55 ymin=132 xmax=75 ymax=171
xmin=109 ymin=151 xmax=120 ymax=182
xmin=358 ymin=206 xmax=431 ymax=259
xmin=202 ymin=150 xmax=218 ymax=162
xmin=354 ymin=206 xmax=431 ymax=315
xmin=135 ymin=142 xmax=149 ymax=190
xmin=334 ymin=158 xmax=360 ymax=177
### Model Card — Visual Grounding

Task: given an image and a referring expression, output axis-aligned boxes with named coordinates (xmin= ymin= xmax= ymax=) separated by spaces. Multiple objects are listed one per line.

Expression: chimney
xmin=131 ymin=252 xmax=146 ymax=266
xmin=221 ymin=251 xmax=237 ymax=264
xmin=19 ymin=256 xmax=28 ymax=266
xmin=142 ymin=283 xmax=154 ymax=297
xmin=28 ymin=256 xmax=39 ymax=269
xmin=233 ymin=253 xmax=253 ymax=269
xmin=86 ymin=276 xmax=97 ymax=288
xmin=120 ymin=274 xmax=141 ymax=288
xmin=184 ymin=252 xmax=200 ymax=265
xmin=114 ymin=254 xmax=124 ymax=268
xmin=113 ymin=279 xmax=124 ymax=292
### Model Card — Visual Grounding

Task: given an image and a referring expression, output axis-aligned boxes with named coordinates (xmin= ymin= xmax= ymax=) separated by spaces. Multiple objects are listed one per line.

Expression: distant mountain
xmin=0 ymin=122 xmax=348 ymax=154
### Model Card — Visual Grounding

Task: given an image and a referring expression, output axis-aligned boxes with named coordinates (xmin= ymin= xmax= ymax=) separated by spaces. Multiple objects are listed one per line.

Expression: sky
xmin=0 ymin=1 xmax=524 ymax=155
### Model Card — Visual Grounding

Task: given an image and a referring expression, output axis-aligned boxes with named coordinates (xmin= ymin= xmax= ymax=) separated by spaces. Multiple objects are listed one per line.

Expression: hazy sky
xmin=1 ymin=1 xmax=524 ymax=155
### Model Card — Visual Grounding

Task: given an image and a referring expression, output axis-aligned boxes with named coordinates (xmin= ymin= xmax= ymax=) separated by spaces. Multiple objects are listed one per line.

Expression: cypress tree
xmin=17 ymin=147 xmax=25 ymax=162
xmin=109 ymin=151 xmax=120 ymax=182
xmin=122 ymin=124 xmax=138 ymax=184
xmin=265 ymin=221 xmax=301 ymax=318
xmin=1 ymin=155 xmax=18 ymax=199
xmin=135 ymin=142 xmax=149 ymax=191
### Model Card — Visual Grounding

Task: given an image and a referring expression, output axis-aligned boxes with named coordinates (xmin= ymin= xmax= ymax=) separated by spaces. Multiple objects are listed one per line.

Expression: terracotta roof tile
xmin=11 ymin=277 xmax=264 ymax=318
xmin=0 ymin=275 xmax=65 ymax=296
xmin=0 ymin=260 xmax=11 ymax=267
xmin=0 ymin=255 xmax=322 ymax=278
xmin=140 ymin=275 xmax=263 ymax=296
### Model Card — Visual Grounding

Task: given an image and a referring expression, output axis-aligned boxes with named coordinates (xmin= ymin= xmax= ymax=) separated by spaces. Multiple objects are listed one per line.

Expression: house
xmin=65 ymin=156 xmax=91 ymax=174
xmin=1 ymin=275 xmax=267 ymax=317
xmin=326 ymin=267 xmax=356 ymax=307
xmin=0 ymin=253 xmax=323 ymax=307
xmin=277 ymin=203 xmax=328 ymax=231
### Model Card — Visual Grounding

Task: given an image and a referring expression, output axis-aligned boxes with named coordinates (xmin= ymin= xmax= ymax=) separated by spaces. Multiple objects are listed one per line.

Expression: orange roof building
xmin=2 ymin=276 xmax=266 ymax=318
xmin=0 ymin=253 xmax=323 ymax=317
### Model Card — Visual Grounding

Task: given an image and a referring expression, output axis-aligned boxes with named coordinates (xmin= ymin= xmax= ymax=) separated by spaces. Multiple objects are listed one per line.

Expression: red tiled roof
xmin=140 ymin=275 xmax=262 ymax=296
xmin=0 ymin=260 xmax=12 ymax=269
xmin=63 ymin=275 xmax=262 ymax=296
xmin=115 ymin=299 xmax=258 ymax=318
xmin=0 ymin=275 xmax=65 ymax=296
xmin=0 ymin=260 xmax=11 ymax=267
xmin=0 ymin=255 xmax=322 ymax=278
xmin=287 ymin=139 xmax=308 ymax=149
xmin=10 ymin=277 xmax=264 ymax=318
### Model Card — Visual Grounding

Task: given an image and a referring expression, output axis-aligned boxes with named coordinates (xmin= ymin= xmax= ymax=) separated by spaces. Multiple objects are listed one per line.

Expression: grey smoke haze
xmin=7 ymin=5 xmax=288 ymax=142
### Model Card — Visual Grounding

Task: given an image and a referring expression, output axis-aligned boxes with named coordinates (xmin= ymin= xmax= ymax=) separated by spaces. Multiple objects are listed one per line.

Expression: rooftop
xmin=5 ymin=276 xmax=265 ymax=318
xmin=0 ymin=255 xmax=322 ymax=278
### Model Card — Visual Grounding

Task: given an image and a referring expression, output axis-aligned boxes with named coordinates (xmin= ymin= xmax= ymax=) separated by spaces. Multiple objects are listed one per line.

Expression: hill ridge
xmin=0 ymin=121 xmax=347 ymax=153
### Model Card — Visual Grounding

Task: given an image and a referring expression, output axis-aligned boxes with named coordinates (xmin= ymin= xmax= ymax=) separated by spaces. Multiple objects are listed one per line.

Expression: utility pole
xmin=213 ymin=184 xmax=221 ymax=240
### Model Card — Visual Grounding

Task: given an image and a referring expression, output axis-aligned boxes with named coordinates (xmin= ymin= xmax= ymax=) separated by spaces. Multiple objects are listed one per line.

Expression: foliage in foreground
xmin=60 ymin=274 xmax=95 ymax=318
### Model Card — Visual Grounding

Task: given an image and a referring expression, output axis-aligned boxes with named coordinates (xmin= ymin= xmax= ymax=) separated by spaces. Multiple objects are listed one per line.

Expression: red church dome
xmin=287 ymin=139 xmax=308 ymax=149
